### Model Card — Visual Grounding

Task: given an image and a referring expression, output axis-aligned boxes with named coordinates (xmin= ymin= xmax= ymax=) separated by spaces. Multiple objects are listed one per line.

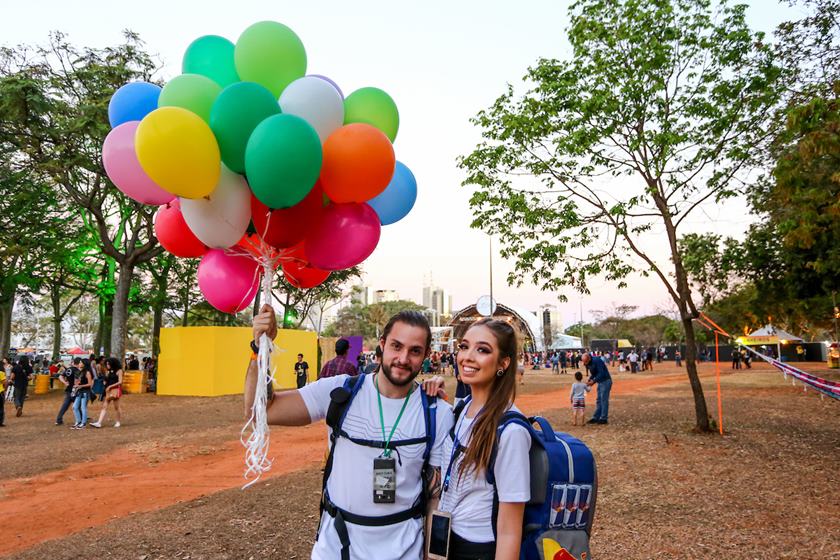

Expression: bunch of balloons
xmin=102 ymin=21 xmax=418 ymax=314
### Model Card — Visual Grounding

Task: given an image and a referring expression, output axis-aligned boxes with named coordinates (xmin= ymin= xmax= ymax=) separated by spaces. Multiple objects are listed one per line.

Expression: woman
xmin=90 ymin=357 xmax=123 ymax=428
xmin=71 ymin=360 xmax=94 ymax=429
xmin=10 ymin=356 xmax=33 ymax=417
xmin=437 ymin=319 xmax=531 ymax=559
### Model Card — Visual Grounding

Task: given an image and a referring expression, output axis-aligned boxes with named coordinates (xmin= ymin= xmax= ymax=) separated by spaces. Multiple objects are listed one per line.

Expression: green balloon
xmin=158 ymin=74 xmax=222 ymax=123
xmin=182 ymin=35 xmax=240 ymax=88
xmin=246 ymin=114 xmax=322 ymax=209
xmin=234 ymin=21 xmax=307 ymax=98
xmin=344 ymin=87 xmax=400 ymax=142
xmin=209 ymin=81 xmax=280 ymax=173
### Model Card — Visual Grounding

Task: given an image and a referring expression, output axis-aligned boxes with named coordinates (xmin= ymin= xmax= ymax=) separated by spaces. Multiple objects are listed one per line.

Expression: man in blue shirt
xmin=582 ymin=352 xmax=612 ymax=425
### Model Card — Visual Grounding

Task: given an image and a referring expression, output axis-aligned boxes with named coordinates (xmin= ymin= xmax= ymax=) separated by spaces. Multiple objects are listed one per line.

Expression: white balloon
xmin=180 ymin=165 xmax=251 ymax=249
xmin=279 ymin=76 xmax=344 ymax=143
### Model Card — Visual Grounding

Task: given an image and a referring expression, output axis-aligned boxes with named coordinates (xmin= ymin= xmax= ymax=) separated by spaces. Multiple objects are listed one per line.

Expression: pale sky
xmin=3 ymin=0 xmax=801 ymax=326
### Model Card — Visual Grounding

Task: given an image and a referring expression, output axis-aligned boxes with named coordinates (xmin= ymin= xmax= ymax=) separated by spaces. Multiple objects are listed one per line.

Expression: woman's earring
xmin=496 ymin=369 xmax=505 ymax=377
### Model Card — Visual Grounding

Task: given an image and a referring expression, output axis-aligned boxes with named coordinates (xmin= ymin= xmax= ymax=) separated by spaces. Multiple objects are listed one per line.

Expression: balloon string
xmin=240 ymin=260 xmax=278 ymax=489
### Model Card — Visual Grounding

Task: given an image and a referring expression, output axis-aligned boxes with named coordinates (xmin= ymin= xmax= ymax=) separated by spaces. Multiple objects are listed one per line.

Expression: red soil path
xmin=0 ymin=371 xmax=692 ymax=556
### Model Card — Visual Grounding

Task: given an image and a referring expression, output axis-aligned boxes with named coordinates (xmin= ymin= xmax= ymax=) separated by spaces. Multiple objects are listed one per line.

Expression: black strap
xmin=323 ymin=494 xmax=424 ymax=526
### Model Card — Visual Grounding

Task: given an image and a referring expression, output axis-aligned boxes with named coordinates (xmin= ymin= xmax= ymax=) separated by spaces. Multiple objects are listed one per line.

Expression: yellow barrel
xmin=34 ymin=374 xmax=50 ymax=395
xmin=122 ymin=372 xmax=145 ymax=394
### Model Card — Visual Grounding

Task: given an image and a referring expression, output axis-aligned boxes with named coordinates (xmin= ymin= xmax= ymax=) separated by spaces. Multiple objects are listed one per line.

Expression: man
xmin=363 ymin=346 xmax=382 ymax=374
xmin=245 ymin=306 xmax=453 ymax=560
xmin=294 ymin=353 xmax=309 ymax=389
xmin=628 ymin=350 xmax=639 ymax=373
xmin=129 ymin=354 xmax=140 ymax=371
xmin=582 ymin=352 xmax=612 ymax=425
xmin=55 ymin=358 xmax=82 ymax=425
xmin=320 ymin=338 xmax=358 ymax=379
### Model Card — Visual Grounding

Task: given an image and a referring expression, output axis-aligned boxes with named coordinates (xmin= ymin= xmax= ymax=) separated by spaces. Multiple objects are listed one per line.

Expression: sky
xmin=2 ymin=0 xmax=803 ymax=326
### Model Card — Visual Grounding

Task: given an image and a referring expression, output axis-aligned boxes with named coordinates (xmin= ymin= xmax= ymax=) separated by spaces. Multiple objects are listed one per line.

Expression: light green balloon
xmin=158 ymin=74 xmax=222 ymax=123
xmin=235 ymin=21 xmax=307 ymax=98
xmin=343 ymin=87 xmax=400 ymax=143
xmin=182 ymin=35 xmax=240 ymax=88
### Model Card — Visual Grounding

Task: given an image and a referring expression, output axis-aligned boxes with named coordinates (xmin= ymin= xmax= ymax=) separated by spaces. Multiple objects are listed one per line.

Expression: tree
xmin=681 ymin=1 xmax=840 ymax=341
xmin=0 ymin=32 xmax=163 ymax=360
xmin=459 ymin=0 xmax=784 ymax=431
xmin=274 ymin=267 xmax=362 ymax=331
xmin=324 ymin=300 xmax=425 ymax=341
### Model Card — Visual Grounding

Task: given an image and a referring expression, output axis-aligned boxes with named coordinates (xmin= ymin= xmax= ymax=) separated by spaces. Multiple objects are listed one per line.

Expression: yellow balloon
xmin=135 ymin=106 xmax=221 ymax=199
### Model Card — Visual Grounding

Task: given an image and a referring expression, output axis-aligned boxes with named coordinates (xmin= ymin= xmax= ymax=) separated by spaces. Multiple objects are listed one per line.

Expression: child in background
xmin=570 ymin=370 xmax=591 ymax=426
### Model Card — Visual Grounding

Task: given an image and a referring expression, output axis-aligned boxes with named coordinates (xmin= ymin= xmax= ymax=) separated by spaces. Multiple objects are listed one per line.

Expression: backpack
xmin=320 ymin=374 xmax=438 ymax=560
xmin=452 ymin=399 xmax=597 ymax=560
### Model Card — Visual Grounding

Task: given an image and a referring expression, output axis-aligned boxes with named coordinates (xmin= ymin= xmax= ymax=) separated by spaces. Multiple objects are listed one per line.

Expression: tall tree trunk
xmin=680 ymin=315 xmax=709 ymax=431
xmin=252 ymin=289 xmax=261 ymax=317
xmin=51 ymin=284 xmax=62 ymax=361
xmin=0 ymin=289 xmax=15 ymax=357
xmin=152 ymin=302 xmax=163 ymax=356
xmin=109 ymin=262 xmax=133 ymax=359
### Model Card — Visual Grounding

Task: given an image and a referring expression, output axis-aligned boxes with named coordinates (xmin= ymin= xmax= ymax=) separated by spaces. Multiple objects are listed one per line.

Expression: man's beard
xmin=380 ymin=361 xmax=420 ymax=387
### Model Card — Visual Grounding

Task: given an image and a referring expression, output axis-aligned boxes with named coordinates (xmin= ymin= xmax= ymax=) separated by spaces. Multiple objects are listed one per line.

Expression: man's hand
xmin=252 ymin=304 xmax=278 ymax=344
xmin=422 ymin=376 xmax=448 ymax=400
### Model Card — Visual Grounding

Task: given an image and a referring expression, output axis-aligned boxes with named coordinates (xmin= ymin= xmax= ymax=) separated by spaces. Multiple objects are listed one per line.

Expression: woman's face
xmin=457 ymin=325 xmax=510 ymax=387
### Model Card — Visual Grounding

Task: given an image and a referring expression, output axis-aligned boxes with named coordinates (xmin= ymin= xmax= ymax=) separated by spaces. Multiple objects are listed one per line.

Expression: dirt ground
xmin=2 ymin=361 xmax=839 ymax=559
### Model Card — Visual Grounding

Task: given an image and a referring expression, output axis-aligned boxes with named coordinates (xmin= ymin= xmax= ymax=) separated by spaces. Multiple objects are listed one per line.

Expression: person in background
xmin=91 ymin=357 xmax=123 ymax=428
xmin=294 ymin=353 xmax=309 ymax=389
xmin=364 ymin=346 xmax=381 ymax=374
xmin=71 ymin=361 xmax=93 ymax=429
xmin=570 ymin=370 xmax=591 ymax=426
xmin=319 ymin=338 xmax=358 ymax=379
xmin=582 ymin=352 xmax=612 ymax=425
xmin=10 ymin=356 xmax=33 ymax=417
xmin=56 ymin=358 xmax=81 ymax=425
xmin=0 ymin=359 xmax=6 ymax=427
xmin=128 ymin=354 xmax=140 ymax=371
xmin=675 ymin=350 xmax=682 ymax=367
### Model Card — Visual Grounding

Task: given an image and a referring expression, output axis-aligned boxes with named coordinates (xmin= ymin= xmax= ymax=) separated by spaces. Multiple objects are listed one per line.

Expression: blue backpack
xmin=452 ymin=401 xmax=597 ymax=560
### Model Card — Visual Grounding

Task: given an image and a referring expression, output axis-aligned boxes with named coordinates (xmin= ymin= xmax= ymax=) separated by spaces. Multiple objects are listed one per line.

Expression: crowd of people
xmin=0 ymin=352 xmax=154 ymax=429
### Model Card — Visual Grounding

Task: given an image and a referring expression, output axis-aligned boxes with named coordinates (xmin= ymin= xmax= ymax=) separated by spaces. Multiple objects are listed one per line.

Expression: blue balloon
xmin=108 ymin=82 xmax=161 ymax=128
xmin=367 ymin=161 xmax=417 ymax=225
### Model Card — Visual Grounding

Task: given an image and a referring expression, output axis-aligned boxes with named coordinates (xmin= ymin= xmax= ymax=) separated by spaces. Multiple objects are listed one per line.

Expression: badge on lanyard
xmin=373 ymin=455 xmax=397 ymax=503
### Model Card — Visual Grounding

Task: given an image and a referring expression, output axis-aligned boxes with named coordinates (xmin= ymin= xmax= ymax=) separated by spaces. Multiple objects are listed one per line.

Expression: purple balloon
xmin=308 ymin=74 xmax=344 ymax=99
xmin=305 ymin=203 xmax=381 ymax=271
xmin=197 ymin=249 xmax=260 ymax=313
xmin=102 ymin=121 xmax=175 ymax=206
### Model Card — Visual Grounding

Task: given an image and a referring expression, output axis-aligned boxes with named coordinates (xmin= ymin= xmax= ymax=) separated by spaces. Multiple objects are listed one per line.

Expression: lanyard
xmin=374 ymin=374 xmax=413 ymax=458
xmin=442 ymin=398 xmax=475 ymax=494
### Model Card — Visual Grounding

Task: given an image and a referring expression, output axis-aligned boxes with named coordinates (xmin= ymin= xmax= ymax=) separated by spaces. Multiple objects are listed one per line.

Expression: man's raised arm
xmin=244 ymin=304 xmax=312 ymax=426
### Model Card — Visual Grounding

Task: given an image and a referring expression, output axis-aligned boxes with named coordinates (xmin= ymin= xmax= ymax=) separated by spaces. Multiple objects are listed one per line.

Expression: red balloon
xmin=281 ymin=245 xmax=331 ymax=288
xmin=251 ymin=183 xmax=325 ymax=249
xmin=154 ymin=200 xmax=207 ymax=258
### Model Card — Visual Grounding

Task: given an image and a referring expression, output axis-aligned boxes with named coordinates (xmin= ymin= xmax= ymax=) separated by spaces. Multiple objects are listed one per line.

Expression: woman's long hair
xmin=105 ymin=357 xmax=122 ymax=373
xmin=458 ymin=318 xmax=519 ymax=478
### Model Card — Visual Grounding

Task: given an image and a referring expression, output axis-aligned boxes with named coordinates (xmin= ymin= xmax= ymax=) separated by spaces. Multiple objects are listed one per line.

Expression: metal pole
xmin=489 ymin=236 xmax=494 ymax=318
xmin=579 ymin=297 xmax=584 ymax=347
xmin=833 ymin=291 xmax=838 ymax=341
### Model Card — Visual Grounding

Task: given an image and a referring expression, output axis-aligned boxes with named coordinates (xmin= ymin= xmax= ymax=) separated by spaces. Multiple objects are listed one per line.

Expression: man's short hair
xmin=335 ymin=338 xmax=350 ymax=355
xmin=381 ymin=310 xmax=432 ymax=349
xmin=72 ymin=357 xmax=82 ymax=365
xmin=297 ymin=353 xmax=303 ymax=358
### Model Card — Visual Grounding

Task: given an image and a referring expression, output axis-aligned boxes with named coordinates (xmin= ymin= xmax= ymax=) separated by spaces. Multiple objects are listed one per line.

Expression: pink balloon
xmin=102 ymin=121 xmax=175 ymax=206
xmin=197 ymin=249 xmax=260 ymax=313
xmin=305 ymin=203 xmax=381 ymax=271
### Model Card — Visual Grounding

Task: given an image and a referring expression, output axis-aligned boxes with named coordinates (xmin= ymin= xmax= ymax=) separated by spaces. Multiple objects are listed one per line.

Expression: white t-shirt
xmin=300 ymin=374 xmax=454 ymax=560
xmin=438 ymin=403 xmax=531 ymax=543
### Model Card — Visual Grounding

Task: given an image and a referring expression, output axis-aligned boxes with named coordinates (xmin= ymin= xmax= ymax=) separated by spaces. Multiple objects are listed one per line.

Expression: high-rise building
xmin=351 ymin=284 xmax=374 ymax=306
xmin=423 ymin=274 xmax=452 ymax=320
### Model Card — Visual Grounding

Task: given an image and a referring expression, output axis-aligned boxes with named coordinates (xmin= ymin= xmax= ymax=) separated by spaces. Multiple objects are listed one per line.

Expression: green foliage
xmin=324 ymin=299 xmax=425 ymax=339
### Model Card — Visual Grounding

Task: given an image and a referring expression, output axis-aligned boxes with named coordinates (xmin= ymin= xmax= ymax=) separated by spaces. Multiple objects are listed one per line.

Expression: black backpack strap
xmin=319 ymin=375 xmax=365 ymax=534
xmin=449 ymin=397 xmax=470 ymax=441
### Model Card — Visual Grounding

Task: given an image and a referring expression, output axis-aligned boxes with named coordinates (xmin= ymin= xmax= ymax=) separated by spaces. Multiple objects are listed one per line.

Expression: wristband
xmin=250 ymin=339 xmax=259 ymax=354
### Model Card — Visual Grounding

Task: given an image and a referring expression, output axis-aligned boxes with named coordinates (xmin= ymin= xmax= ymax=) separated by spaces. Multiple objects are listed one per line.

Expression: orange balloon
xmin=320 ymin=123 xmax=395 ymax=203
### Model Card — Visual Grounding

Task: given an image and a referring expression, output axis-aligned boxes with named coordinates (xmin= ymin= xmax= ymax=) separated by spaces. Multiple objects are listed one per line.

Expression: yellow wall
xmin=157 ymin=326 xmax=318 ymax=397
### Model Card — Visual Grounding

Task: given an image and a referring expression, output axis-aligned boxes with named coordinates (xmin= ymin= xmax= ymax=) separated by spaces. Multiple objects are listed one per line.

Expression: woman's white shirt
xmin=438 ymin=404 xmax=531 ymax=543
